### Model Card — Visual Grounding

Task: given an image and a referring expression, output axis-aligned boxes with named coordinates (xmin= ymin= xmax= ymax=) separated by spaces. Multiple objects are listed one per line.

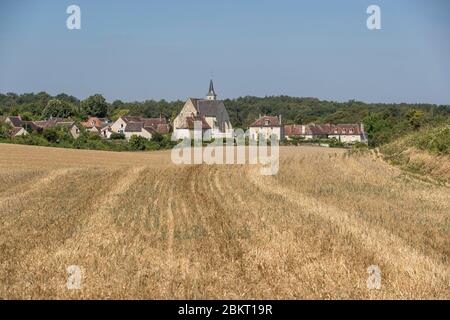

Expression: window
xmin=265 ymin=120 xmax=269 ymax=126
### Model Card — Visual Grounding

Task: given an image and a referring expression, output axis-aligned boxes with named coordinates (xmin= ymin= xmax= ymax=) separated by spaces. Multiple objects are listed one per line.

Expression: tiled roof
xmin=178 ymin=116 xmax=211 ymax=130
xmin=284 ymin=123 xmax=363 ymax=136
xmin=8 ymin=127 xmax=24 ymax=137
xmin=250 ymin=115 xmax=281 ymax=127
xmin=124 ymin=122 xmax=144 ymax=132
xmin=183 ymin=98 xmax=231 ymax=132
xmin=33 ymin=119 xmax=74 ymax=129
xmin=7 ymin=116 xmax=23 ymax=127
xmin=154 ymin=123 xmax=170 ymax=134
xmin=284 ymin=124 xmax=303 ymax=136
xmin=121 ymin=116 xmax=170 ymax=134
xmin=81 ymin=117 xmax=109 ymax=129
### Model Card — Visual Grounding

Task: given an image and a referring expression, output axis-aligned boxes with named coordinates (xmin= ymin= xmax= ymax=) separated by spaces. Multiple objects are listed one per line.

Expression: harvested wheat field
xmin=0 ymin=143 xmax=449 ymax=299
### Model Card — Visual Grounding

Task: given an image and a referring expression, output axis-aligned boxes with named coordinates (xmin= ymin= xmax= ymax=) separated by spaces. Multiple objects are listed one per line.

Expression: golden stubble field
xmin=0 ymin=143 xmax=448 ymax=299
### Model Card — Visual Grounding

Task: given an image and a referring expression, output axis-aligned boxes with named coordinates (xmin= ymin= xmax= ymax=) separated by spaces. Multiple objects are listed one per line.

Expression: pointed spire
xmin=209 ymin=79 xmax=215 ymax=94
xmin=206 ymin=79 xmax=217 ymax=100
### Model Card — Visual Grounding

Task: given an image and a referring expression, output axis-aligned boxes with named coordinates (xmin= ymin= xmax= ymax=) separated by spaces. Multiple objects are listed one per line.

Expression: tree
xmin=111 ymin=108 xmax=129 ymax=121
xmin=81 ymin=94 xmax=108 ymax=117
xmin=42 ymin=99 xmax=76 ymax=119
xmin=20 ymin=112 xmax=34 ymax=121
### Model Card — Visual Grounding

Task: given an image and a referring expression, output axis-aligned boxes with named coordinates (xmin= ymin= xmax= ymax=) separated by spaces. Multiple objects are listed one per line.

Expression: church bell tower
xmin=206 ymin=79 xmax=217 ymax=100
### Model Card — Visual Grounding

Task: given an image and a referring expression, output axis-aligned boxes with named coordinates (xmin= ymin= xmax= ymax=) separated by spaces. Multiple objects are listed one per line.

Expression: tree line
xmin=1 ymin=92 xmax=449 ymax=147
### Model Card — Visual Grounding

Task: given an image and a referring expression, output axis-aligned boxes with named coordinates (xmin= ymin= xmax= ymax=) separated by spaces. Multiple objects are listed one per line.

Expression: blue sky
xmin=0 ymin=0 xmax=449 ymax=104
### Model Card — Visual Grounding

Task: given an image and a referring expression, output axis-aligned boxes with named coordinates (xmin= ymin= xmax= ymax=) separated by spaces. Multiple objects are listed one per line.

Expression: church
xmin=172 ymin=80 xmax=233 ymax=140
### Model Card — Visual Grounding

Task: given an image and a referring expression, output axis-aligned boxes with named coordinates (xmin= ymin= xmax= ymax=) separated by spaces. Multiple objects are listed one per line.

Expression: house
xmin=173 ymin=80 xmax=233 ymax=140
xmin=8 ymin=127 xmax=28 ymax=137
xmin=5 ymin=116 xmax=40 ymax=133
xmin=3 ymin=116 xmax=81 ymax=138
xmin=249 ymin=115 xmax=283 ymax=141
xmin=80 ymin=117 xmax=110 ymax=135
xmin=5 ymin=116 xmax=24 ymax=128
xmin=32 ymin=118 xmax=81 ymax=138
xmin=284 ymin=123 xmax=367 ymax=143
xmin=109 ymin=116 xmax=170 ymax=140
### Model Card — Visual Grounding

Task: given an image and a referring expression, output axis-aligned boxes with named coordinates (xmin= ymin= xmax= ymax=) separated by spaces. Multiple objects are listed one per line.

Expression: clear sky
xmin=0 ymin=0 xmax=449 ymax=104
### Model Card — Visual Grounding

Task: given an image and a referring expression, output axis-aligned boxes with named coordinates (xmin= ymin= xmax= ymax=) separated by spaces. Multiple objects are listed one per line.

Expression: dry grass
xmin=0 ymin=143 xmax=448 ymax=299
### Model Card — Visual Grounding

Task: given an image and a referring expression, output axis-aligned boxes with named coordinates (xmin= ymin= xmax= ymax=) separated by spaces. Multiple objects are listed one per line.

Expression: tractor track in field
xmin=246 ymin=168 xmax=449 ymax=289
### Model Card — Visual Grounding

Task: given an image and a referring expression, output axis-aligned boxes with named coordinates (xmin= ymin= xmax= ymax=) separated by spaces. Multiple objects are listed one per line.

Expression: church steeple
xmin=206 ymin=79 xmax=217 ymax=100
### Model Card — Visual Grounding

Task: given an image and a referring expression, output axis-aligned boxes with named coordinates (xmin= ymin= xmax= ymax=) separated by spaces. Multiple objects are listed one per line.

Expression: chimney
xmin=279 ymin=114 xmax=282 ymax=125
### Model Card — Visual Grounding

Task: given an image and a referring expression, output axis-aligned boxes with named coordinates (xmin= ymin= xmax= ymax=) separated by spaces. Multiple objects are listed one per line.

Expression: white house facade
xmin=109 ymin=116 xmax=170 ymax=141
xmin=284 ymin=123 xmax=367 ymax=143
xmin=249 ymin=115 xmax=283 ymax=141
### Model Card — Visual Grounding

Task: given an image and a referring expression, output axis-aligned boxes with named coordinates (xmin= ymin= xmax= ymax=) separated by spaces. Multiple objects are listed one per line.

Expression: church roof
xmin=186 ymin=98 xmax=231 ymax=131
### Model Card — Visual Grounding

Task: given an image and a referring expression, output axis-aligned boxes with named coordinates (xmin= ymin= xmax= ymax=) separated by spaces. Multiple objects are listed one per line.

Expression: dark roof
xmin=22 ymin=121 xmax=41 ymax=131
xmin=7 ymin=116 xmax=23 ymax=127
xmin=193 ymin=99 xmax=230 ymax=131
xmin=143 ymin=118 xmax=167 ymax=127
xmin=121 ymin=116 xmax=170 ymax=134
xmin=122 ymin=116 xmax=167 ymax=124
xmin=8 ymin=127 xmax=24 ymax=137
xmin=142 ymin=126 xmax=155 ymax=134
xmin=124 ymin=122 xmax=144 ymax=132
xmin=33 ymin=119 xmax=77 ymax=129
xmin=122 ymin=116 xmax=144 ymax=123
xmin=250 ymin=115 xmax=281 ymax=127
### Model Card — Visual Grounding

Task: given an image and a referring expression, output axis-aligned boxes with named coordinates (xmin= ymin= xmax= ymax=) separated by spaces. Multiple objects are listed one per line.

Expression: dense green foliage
xmin=0 ymin=123 xmax=12 ymax=139
xmin=81 ymin=94 xmax=108 ymax=118
xmin=1 ymin=92 xmax=449 ymax=148
xmin=389 ymin=125 xmax=450 ymax=156
xmin=42 ymin=99 xmax=76 ymax=119
xmin=0 ymin=123 xmax=175 ymax=152
xmin=379 ymin=125 xmax=450 ymax=182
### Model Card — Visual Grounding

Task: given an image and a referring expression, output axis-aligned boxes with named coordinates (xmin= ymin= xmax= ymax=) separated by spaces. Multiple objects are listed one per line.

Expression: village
xmin=1 ymin=80 xmax=368 ymax=146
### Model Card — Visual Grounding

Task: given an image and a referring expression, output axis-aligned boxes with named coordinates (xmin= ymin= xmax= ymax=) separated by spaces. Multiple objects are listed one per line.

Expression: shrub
xmin=151 ymin=132 xmax=164 ymax=144
xmin=129 ymin=135 xmax=148 ymax=151
xmin=0 ymin=123 xmax=12 ymax=138
xmin=42 ymin=126 xmax=72 ymax=143
xmin=110 ymin=132 xmax=126 ymax=140
xmin=415 ymin=126 xmax=450 ymax=155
